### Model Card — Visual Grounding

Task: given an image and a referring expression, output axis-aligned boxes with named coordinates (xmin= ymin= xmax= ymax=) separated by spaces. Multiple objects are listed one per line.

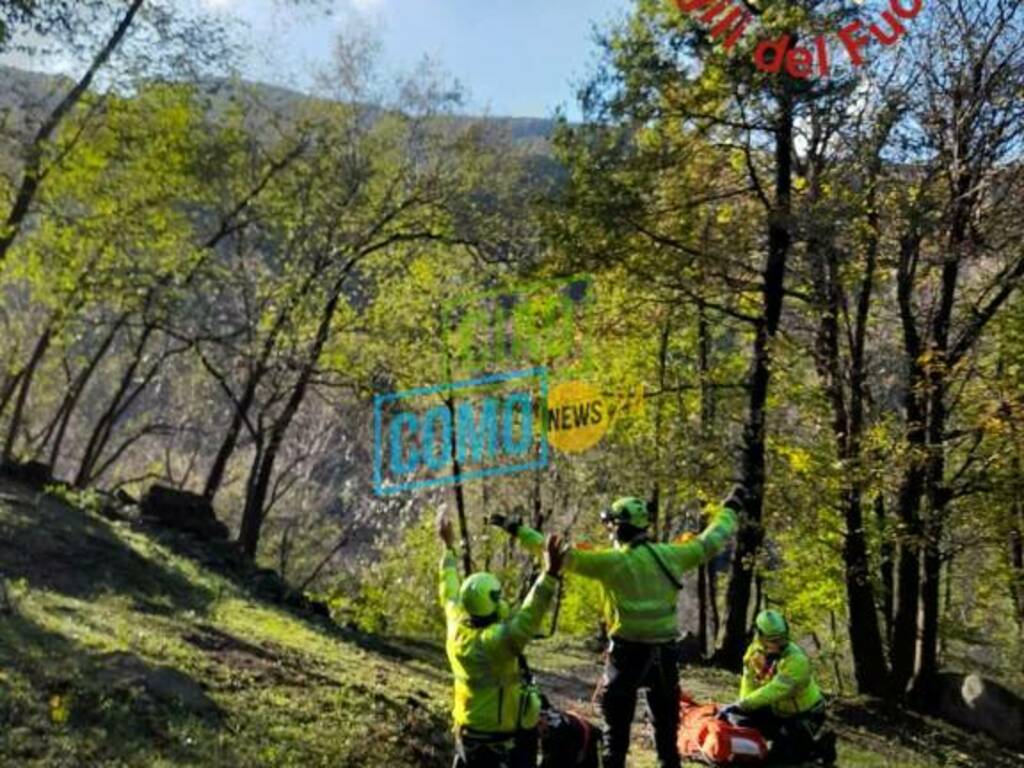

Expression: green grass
xmin=0 ymin=481 xmax=449 ymax=767
xmin=0 ymin=480 xmax=1018 ymax=767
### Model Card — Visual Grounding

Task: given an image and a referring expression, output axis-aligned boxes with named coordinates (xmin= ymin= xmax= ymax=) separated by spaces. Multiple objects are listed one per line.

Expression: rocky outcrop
xmin=910 ymin=672 xmax=1024 ymax=750
xmin=140 ymin=485 xmax=229 ymax=541
xmin=0 ymin=459 xmax=53 ymax=488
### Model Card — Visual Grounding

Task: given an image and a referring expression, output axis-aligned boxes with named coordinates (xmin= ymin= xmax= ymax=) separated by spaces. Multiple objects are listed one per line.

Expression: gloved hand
xmin=544 ymin=534 xmax=568 ymax=577
xmin=436 ymin=510 xmax=455 ymax=549
xmin=722 ymin=484 xmax=748 ymax=513
xmin=488 ymin=513 xmax=521 ymax=536
xmin=717 ymin=702 xmax=744 ymax=721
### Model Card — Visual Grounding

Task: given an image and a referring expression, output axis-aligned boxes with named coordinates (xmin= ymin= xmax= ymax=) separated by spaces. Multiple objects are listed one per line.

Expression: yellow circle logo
xmin=545 ymin=380 xmax=609 ymax=453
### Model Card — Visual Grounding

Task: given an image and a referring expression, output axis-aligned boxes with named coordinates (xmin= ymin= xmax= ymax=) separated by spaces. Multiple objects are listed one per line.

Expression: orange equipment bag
xmin=678 ymin=694 xmax=769 ymax=765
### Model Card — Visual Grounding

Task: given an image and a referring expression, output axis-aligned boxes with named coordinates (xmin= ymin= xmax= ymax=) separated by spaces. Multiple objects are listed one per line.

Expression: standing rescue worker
xmin=490 ymin=486 xmax=744 ymax=768
xmin=437 ymin=510 xmax=567 ymax=768
xmin=718 ymin=609 xmax=836 ymax=765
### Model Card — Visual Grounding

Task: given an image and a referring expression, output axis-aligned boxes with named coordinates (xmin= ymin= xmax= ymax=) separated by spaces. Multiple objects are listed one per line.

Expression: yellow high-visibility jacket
xmin=739 ymin=637 xmax=824 ymax=716
xmin=513 ymin=505 xmax=737 ymax=643
xmin=439 ymin=549 xmax=556 ymax=733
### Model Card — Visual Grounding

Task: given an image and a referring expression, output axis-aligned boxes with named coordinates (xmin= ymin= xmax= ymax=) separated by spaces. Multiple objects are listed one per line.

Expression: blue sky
xmin=199 ymin=0 xmax=633 ymax=118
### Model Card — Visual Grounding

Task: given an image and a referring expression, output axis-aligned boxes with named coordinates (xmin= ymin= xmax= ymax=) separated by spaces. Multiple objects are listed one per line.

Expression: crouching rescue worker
xmin=490 ymin=486 xmax=744 ymax=768
xmin=437 ymin=510 xmax=566 ymax=768
xmin=718 ymin=609 xmax=837 ymax=765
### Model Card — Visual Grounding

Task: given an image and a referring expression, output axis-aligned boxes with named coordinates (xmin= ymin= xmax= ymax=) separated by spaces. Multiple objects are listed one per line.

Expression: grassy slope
xmin=0 ymin=480 xmax=1019 ymax=767
xmin=0 ymin=480 xmax=449 ymax=767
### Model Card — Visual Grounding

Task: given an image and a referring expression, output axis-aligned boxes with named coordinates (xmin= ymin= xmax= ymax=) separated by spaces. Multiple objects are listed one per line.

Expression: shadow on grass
xmin=831 ymin=698 xmax=1023 ymax=768
xmin=340 ymin=628 xmax=446 ymax=662
xmin=0 ymin=483 xmax=214 ymax=611
xmin=0 ymin=610 xmax=235 ymax=766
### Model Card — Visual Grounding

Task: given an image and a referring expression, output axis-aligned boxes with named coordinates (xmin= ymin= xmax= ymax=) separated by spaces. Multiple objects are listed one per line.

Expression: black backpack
xmin=517 ymin=655 xmax=602 ymax=767
xmin=538 ymin=706 xmax=602 ymax=768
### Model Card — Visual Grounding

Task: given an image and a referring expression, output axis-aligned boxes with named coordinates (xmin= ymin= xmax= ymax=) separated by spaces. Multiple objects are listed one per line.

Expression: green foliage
xmin=45 ymin=484 xmax=103 ymax=515
xmin=334 ymin=509 xmax=446 ymax=637
xmin=1 ymin=0 xmax=1023 ymax=721
xmin=555 ymin=572 xmax=606 ymax=637
xmin=6 ymin=85 xmax=209 ymax=314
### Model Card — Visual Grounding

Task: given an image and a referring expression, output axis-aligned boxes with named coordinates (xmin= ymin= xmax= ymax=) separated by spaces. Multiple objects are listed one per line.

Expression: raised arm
xmin=666 ymin=486 xmax=743 ymax=572
xmin=438 ymin=549 xmax=460 ymax=608
xmin=496 ymin=572 xmax=558 ymax=655
xmin=436 ymin=511 xmax=460 ymax=614
xmin=488 ymin=534 xmax=567 ymax=655
xmin=489 ymin=514 xmax=620 ymax=579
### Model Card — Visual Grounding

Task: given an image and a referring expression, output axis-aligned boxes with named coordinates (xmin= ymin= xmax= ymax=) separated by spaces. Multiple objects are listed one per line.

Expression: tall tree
xmin=884 ymin=0 xmax=1024 ymax=693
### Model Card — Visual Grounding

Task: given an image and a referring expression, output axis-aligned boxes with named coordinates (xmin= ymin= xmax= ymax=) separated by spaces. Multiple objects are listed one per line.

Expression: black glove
xmin=488 ymin=513 xmax=521 ymax=535
xmin=722 ymin=484 xmax=748 ymax=513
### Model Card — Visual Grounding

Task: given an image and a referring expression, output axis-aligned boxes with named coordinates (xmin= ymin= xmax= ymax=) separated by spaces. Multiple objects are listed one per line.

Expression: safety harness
xmin=640 ymin=540 xmax=685 ymax=591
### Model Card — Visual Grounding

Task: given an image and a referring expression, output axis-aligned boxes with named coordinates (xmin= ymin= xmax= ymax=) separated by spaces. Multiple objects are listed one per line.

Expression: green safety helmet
xmin=755 ymin=609 xmax=790 ymax=641
xmin=601 ymin=497 xmax=651 ymax=529
xmin=459 ymin=572 xmax=507 ymax=619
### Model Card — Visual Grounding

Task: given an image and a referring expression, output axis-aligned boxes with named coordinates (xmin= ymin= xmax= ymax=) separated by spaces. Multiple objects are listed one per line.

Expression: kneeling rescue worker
xmin=491 ymin=485 xmax=744 ymax=768
xmin=436 ymin=510 xmax=567 ymax=768
xmin=718 ymin=609 xmax=837 ymax=765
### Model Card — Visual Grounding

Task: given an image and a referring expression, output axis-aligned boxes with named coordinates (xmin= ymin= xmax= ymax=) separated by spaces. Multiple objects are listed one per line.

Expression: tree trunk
xmin=715 ymin=88 xmax=793 ymax=670
xmin=46 ymin=315 xmax=126 ymax=469
xmin=940 ymin=552 xmax=954 ymax=658
xmin=238 ymin=432 xmax=266 ymax=558
xmin=876 ymin=494 xmax=895 ymax=645
xmin=239 ymin=282 xmax=343 ymax=559
xmin=914 ymin=169 xmax=965 ymax=689
xmin=890 ymin=233 xmax=927 ymax=695
xmin=697 ymin=563 xmax=709 ymax=657
xmin=829 ymin=611 xmax=846 ymax=696
xmin=890 ymin=466 xmax=925 ymax=694
xmin=446 ymin=396 xmax=473 ymax=576
xmin=74 ymin=324 xmax=155 ymax=487
xmin=649 ymin=484 xmax=660 ymax=540
xmin=709 ymin=564 xmax=720 ymax=645
xmin=239 ymin=422 xmax=288 ymax=560
xmin=204 ymin=369 xmax=261 ymax=500
xmin=916 ymin=374 xmax=951 ymax=686
xmin=916 ymin=479 xmax=945 ymax=685
xmin=1010 ymin=494 xmax=1024 ymax=637
xmin=811 ymin=233 xmax=888 ymax=695
xmin=651 ymin=312 xmax=671 ymax=540
xmin=0 ymin=369 xmax=25 ymax=420
xmin=204 ymin=268 xmax=322 ymax=501
xmin=843 ymin=486 xmax=889 ymax=694
xmin=2 ymin=326 xmax=52 ymax=462
xmin=698 ymin=302 xmax=715 ymax=438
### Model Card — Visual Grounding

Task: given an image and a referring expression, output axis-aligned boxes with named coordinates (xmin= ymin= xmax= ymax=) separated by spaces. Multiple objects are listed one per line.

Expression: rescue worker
xmin=490 ymin=486 xmax=744 ymax=768
xmin=437 ymin=510 xmax=567 ymax=768
xmin=718 ymin=609 xmax=837 ymax=765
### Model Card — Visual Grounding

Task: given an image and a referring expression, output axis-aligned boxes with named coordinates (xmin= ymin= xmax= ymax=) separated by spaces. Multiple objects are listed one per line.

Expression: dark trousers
xmin=599 ymin=638 xmax=681 ymax=768
xmin=453 ymin=728 xmax=538 ymax=768
xmin=729 ymin=705 xmax=826 ymax=763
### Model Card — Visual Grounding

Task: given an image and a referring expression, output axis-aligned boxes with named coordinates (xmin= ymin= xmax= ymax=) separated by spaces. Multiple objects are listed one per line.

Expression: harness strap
xmin=641 ymin=542 xmax=684 ymax=590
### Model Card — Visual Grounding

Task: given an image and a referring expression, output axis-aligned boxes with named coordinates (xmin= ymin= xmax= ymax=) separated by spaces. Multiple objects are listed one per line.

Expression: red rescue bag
xmin=678 ymin=694 xmax=769 ymax=765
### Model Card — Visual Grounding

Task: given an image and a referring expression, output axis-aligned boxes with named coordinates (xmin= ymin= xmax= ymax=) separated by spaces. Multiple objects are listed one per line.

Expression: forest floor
xmin=1 ymin=478 xmax=1021 ymax=767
